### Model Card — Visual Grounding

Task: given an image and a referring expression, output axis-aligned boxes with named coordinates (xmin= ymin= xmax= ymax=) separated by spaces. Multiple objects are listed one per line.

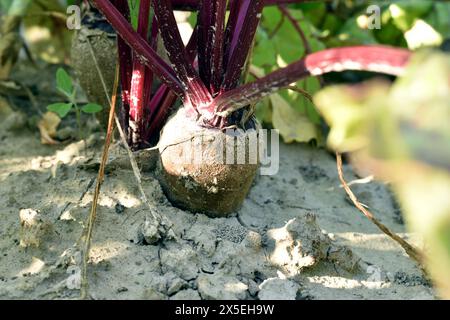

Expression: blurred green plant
xmin=1 ymin=0 xmax=30 ymax=15
xmin=22 ymin=0 xmax=73 ymax=64
xmin=0 ymin=0 xmax=74 ymax=70
xmin=314 ymin=51 xmax=450 ymax=298
xmin=47 ymin=67 xmax=103 ymax=141
xmin=250 ymin=1 xmax=450 ymax=145
xmin=0 ymin=0 xmax=31 ymax=79
xmin=297 ymin=0 xmax=449 ymax=49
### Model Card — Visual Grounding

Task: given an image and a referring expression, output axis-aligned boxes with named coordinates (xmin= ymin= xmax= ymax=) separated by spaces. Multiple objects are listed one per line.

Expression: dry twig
xmin=80 ymin=38 xmax=176 ymax=299
xmin=335 ymin=152 xmax=423 ymax=265
xmin=80 ymin=48 xmax=120 ymax=299
xmin=285 ymin=85 xmax=313 ymax=102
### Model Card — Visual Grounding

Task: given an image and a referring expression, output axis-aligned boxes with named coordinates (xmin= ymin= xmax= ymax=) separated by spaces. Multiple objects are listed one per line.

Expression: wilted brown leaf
xmin=23 ymin=0 xmax=71 ymax=64
xmin=37 ymin=111 xmax=61 ymax=145
xmin=271 ymin=93 xmax=320 ymax=144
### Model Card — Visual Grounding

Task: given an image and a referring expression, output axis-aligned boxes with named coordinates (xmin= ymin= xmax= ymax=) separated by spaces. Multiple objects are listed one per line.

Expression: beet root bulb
xmin=156 ymin=108 xmax=260 ymax=217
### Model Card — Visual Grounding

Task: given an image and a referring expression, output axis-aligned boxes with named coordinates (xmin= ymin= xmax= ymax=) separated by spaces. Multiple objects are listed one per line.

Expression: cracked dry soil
xmin=0 ymin=122 xmax=435 ymax=300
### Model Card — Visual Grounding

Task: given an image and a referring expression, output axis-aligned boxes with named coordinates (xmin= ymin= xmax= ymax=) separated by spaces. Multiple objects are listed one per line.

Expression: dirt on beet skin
xmin=156 ymin=108 xmax=259 ymax=217
xmin=0 ymin=124 xmax=434 ymax=299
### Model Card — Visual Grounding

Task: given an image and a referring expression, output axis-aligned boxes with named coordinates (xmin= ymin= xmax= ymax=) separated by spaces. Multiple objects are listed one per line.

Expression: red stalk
xmin=145 ymin=88 xmax=178 ymax=142
xmin=101 ymin=2 xmax=412 ymax=147
xmin=142 ymin=18 xmax=160 ymax=121
xmin=198 ymin=0 xmax=227 ymax=94
xmin=171 ymin=0 xmax=316 ymax=11
xmin=221 ymin=0 xmax=264 ymax=91
xmin=212 ymin=46 xmax=412 ymax=117
xmin=152 ymin=0 xmax=212 ymax=107
xmin=92 ymin=0 xmax=184 ymax=97
xmin=112 ymin=0 xmax=132 ymax=132
xmin=144 ymin=24 xmax=200 ymax=141
xmin=129 ymin=0 xmax=152 ymax=147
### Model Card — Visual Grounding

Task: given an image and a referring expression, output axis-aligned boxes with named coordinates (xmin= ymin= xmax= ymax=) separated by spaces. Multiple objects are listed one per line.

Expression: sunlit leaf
xmin=389 ymin=2 xmax=433 ymax=32
xmin=404 ymin=20 xmax=443 ymax=50
xmin=438 ymin=223 xmax=450 ymax=258
xmin=314 ymin=85 xmax=372 ymax=152
xmin=271 ymin=93 xmax=320 ymax=144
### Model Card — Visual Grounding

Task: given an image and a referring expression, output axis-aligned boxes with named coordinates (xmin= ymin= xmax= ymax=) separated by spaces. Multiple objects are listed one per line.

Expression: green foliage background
xmin=250 ymin=0 xmax=450 ymax=145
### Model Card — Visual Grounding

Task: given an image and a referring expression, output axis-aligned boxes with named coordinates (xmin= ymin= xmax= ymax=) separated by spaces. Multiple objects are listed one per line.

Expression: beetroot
xmin=157 ymin=108 xmax=259 ymax=216
xmin=91 ymin=0 xmax=412 ymax=217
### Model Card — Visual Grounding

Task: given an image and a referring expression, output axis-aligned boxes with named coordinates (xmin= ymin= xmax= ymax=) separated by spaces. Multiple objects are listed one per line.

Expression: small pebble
xmin=115 ymin=203 xmax=125 ymax=214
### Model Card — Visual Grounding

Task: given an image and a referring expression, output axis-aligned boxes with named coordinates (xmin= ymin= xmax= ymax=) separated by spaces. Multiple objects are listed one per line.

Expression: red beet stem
xmin=129 ymin=0 xmax=152 ymax=147
xmin=142 ymin=18 xmax=160 ymax=121
xmin=212 ymin=46 xmax=412 ymax=117
xmin=221 ymin=0 xmax=264 ymax=91
xmin=171 ymin=0 xmax=316 ymax=11
xmin=143 ymin=24 xmax=200 ymax=141
xmin=198 ymin=0 xmax=227 ymax=95
xmin=145 ymin=88 xmax=178 ymax=141
xmin=152 ymin=0 xmax=212 ymax=107
xmin=92 ymin=0 xmax=185 ymax=97
xmin=112 ymin=0 xmax=132 ymax=132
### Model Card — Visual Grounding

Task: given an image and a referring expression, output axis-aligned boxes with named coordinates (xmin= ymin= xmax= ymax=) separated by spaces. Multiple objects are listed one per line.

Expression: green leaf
xmin=438 ymin=223 xmax=450 ymax=259
xmin=373 ymin=17 xmax=405 ymax=47
xmin=261 ymin=7 xmax=283 ymax=31
xmin=337 ymin=17 xmax=378 ymax=45
xmin=47 ymin=103 xmax=73 ymax=118
xmin=7 ymin=0 xmax=31 ymax=16
xmin=293 ymin=2 xmax=326 ymax=28
xmin=425 ymin=3 xmax=450 ymax=38
xmin=128 ymin=0 xmax=141 ymax=30
xmin=56 ymin=68 xmax=73 ymax=96
xmin=253 ymin=7 xmax=325 ymax=137
xmin=81 ymin=103 xmax=103 ymax=114
xmin=255 ymin=99 xmax=272 ymax=124
xmin=0 ymin=0 xmax=13 ymax=13
xmin=389 ymin=2 xmax=433 ymax=32
xmin=253 ymin=30 xmax=277 ymax=67
xmin=321 ymin=14 xmax=343 ymax=36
